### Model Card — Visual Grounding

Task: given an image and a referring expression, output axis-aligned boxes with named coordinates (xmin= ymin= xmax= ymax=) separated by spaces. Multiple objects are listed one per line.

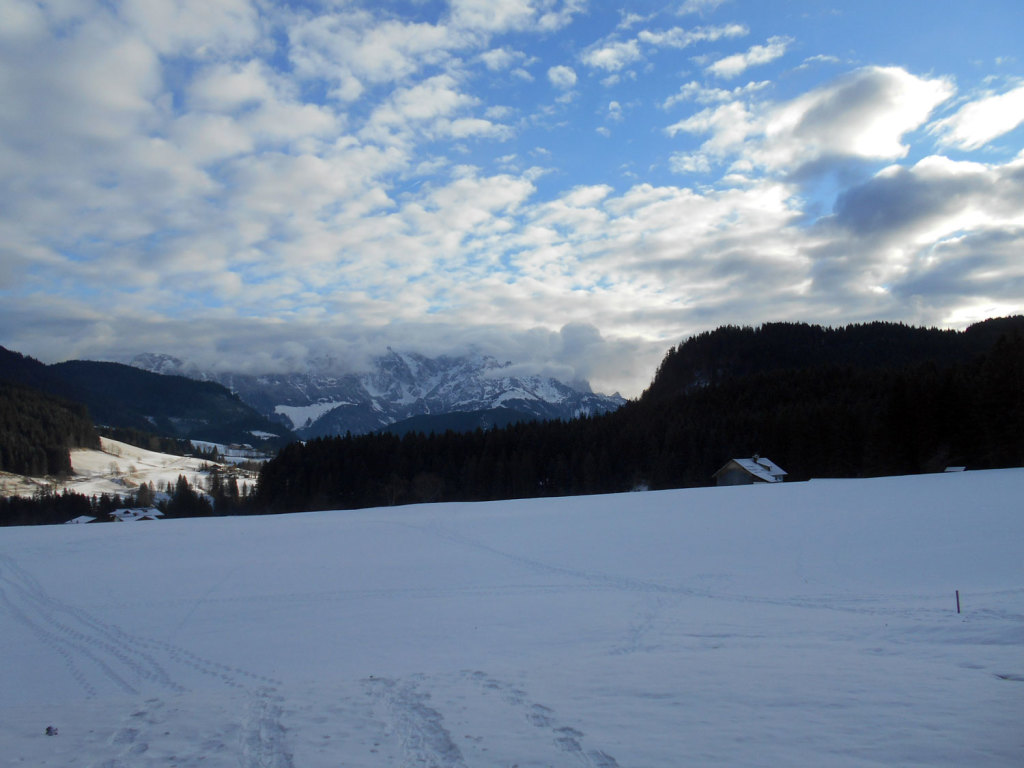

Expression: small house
xmin=65 ymin=515 xmax=97 ymax=525
xmin=713 ymin=455 xmax=787 ymax=486
xmin=110 ymin=507 xmax=164 ymax=522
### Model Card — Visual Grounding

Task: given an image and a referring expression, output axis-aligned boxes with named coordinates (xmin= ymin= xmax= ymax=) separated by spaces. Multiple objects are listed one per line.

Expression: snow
xmin=1 ymin=469 xmax=1023 ymax=766
xmin=274 ymin=401 xmax=353 ymax=429
xmin=0 ymin=438 xmax=217 ymax=499
xmin=0 ymin=438 xmax=258 ymax=501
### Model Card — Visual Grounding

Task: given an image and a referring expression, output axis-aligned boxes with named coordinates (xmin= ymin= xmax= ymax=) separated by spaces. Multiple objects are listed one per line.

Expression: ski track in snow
xmin=367 ymin=676 xmax=468 ymax=768
xmin=463 ymin=670 xmax=621 ymax=767
xmin=364 ymin=671 xmax=621 ymax=768
xmin=0 ymin=551 xmax=294 ymax=768
xmin=1 ymin=548 xmax=626 ymax=767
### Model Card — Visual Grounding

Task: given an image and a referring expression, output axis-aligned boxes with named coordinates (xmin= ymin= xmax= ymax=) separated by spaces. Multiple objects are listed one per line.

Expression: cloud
xmin=581 ymin=38 xmax=642 ymax=72
xmin=637 ymin=23 xmax=747 ymax=50
xmin=581 ymin=23 xmax=747 ymax=75
xmin=668 ymin=67 xmax=955 ymax=173
xmin=662 ymin=79 xmax=769 ymax=109
xmin=706 ymin=36 xmax=792 ymax=78
xmin=678 ymin=0 xmax=729 ymax=15
xmin=931 ymin=83 xmax=1024 ymax=150
xmin=286 ymin=10 xmax=467 ymax=100
xmin=449 ymin=0 xmax=584 ymax=33
xmin=362 ymin=74 xmax=511 ymax=145
xmin=2 ymin=2 xmax=1021 ymax=401
xmin=480 ymin=47 xmax=521 ymax=71
xmin=830 ymin=155 xmax=1024 ymax=241
xmin=548 ymin=65 xmax=578 ymax=89
xmin=805 ymin=154 xmax=1024 ymax=318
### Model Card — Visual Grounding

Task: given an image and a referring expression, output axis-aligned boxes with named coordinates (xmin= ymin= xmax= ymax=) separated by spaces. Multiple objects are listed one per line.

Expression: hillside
xmin=0 ymin=347 xmax=292 ymax=449
xmin=642 ymin=317 xmax=1024 ymax=400
xmin=1 ymin=470 xmax=1021 ymax=766
xmin=0 ymin=380 xmax=100 ymax=476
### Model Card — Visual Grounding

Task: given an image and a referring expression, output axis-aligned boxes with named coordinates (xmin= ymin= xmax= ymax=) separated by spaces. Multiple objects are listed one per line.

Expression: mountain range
xmin=131 ymin=350 xmax=626 ymax=438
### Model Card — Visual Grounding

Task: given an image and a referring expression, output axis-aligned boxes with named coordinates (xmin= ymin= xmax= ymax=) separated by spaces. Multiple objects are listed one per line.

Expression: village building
xmin=713 ymin=455 xmax=787 ymax=486
xmin=109 ymin=507 xmax=164 ymax=522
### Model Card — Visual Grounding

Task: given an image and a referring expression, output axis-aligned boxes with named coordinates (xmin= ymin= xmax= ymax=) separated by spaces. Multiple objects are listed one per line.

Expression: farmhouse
xmin=110 ymin=507 xmax=164 ymax=522
xmin=713 ymin=455 xmax=787 ymax=486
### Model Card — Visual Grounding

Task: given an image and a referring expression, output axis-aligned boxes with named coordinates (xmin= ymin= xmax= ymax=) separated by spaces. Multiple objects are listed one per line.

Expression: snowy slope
xmin=2 ymin=471 xmax=1023 ymax=766
xmin=0 ymin=437 xmax=238 ymax=500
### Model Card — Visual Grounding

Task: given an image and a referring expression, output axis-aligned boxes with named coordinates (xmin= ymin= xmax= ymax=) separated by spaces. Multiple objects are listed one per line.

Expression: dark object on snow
xmin=45 ymin=726 xmax=58 ymax=736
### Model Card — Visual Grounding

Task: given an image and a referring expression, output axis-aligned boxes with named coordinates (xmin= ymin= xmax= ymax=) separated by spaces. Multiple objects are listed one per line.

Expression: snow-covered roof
xmin=715 ymin=457 xmax=787 ymax=483
xmin=65 ymin=515 xmax=97 ymax=524
xmin=110 ymin=507 xmax=164 ymax=522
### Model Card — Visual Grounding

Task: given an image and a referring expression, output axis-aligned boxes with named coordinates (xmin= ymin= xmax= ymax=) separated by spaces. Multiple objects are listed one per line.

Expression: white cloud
xmin=450 ymin=0 xmax=535 ymax=32
xmin=581 ymin=39 xmax=642 ymax=72
xmin=582 ymin=23 xmax=746 ymax=76
xmin=669 ymin=67 xmax=955 ymax=173
xmin=706 ymin=35 xmax=792 ymax=78
xmin=669 ymin=152 xmax=712 ymax=174
xmin=362 ymin=74 xmax=510 ymax=146
xmin=121 ymin=0 xmax=261 ymax=56
xmin=548 ymin=65 xmax=578 ymax=89
xmin=663 ymin=79 xmax=769 ymax=109
xmin=449 ymin=0 xmax=584 ymax=34
xmin=480 ymin=47 xmax=519 ymax=71
xmin=286 ymin=11 xmax=466 ymax=100
xmin=931 ymin=84 xmax=1024 ymax=150
xmin=678 ymin=0 xmax=729 ymax=15
xmin=637 ymin=23 xmax=747 ymax=50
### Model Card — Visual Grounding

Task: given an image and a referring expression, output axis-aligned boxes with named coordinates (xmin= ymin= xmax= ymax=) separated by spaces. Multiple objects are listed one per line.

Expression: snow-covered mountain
xmin=130 ymin=350 xmax=626 ymax=438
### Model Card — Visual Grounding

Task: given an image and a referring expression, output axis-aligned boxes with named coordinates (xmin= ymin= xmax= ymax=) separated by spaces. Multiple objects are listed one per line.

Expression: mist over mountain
xmin=130 ymin=349 xmax=626 ymax=438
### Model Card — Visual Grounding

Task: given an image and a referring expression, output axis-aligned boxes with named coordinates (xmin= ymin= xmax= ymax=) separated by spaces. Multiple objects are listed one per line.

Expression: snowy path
xmin=2 ymin=470 xmax=1023 ymax=766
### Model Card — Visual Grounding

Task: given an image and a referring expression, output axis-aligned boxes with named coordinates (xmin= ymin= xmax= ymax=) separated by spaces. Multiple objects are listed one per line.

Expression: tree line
xmin=0 ymin=471 xmax=258 ymax=526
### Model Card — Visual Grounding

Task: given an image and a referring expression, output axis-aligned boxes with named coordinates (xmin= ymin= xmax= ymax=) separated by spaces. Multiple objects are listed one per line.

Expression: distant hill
xmin=625 ymin=316 xmax=1024 ymax=483
xmin=641 ymin=318 xmax=1024 ymax=401
xmin=0 ymin=347 xmax=293 ymax=449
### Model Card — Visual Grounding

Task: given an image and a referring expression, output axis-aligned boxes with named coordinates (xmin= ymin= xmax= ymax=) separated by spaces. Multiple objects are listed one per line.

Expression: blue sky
xmin=2 ymin=0 xmax=1023 ymax=395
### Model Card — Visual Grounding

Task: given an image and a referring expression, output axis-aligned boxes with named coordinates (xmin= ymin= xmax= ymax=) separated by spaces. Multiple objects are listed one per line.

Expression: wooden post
xmin=956 ymin=590 xmax=961 ymax=614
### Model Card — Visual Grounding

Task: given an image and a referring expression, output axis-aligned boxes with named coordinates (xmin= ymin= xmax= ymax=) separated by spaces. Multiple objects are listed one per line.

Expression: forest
xmin=255 ymin=318 xmax=1024 ymax=513
xmin=0 ymin=381 xmax=100 ymax=476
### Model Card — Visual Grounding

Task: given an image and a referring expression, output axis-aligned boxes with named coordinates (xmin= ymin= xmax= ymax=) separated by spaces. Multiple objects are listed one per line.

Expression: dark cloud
xmin=892 ymin=228 xmax=1024 ymax=302
xmin=830 ymin=165 xmax=979 ymax=238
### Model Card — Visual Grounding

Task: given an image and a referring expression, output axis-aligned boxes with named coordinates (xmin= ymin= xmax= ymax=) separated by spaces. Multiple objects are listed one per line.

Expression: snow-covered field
xmin=2 ymin=470 xmax=1022 ymax=767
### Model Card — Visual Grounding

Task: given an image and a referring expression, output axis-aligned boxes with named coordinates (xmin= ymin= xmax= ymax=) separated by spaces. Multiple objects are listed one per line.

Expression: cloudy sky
xmin=2 ymin=0 xmax=1023 ymax=396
